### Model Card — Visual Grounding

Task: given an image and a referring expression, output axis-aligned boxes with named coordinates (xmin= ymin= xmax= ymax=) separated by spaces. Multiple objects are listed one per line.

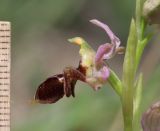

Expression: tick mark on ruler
xmin=0 ymin=119 xmax=10 ymax=121
xmin=0 ymin=77 xmax=9 ymax=79
xmin=0 ymin=71 xmax=10 ymax=73
xmin=0 ymin=65 xmax=8 ymax=67
xmin=0 ymin=95 xmax=9 ymax=97
xmin=0 ymin=29 xmax=10 ymax=32
xmin=0 ymin=24 xmax=7 ymax=26
xmin=0 ymin=101 xmax=9 ymax=103
xmin=0 ymin=107 xmax=9 ymax=109
xmin=0 ymin=36 xmax=10 ymax=38
xmin=0 ymin=42 xmax=9 ymax=44
xmin=0 ymin=89 xmax=9 ymax=91
xmin=0 ymin=83 xmax=9 ymax=85
xmin=1 ymin=53 xmax=8 ymax=56
xmin=0 ymin=125 xmax=10 ymax=127
xmin=0 ymin=48 xmax=10 ymax=49
xmin=0 ymin=59 xmax=8 ymax=62
xmin=0 ymin=113 xmax=10 ymax=115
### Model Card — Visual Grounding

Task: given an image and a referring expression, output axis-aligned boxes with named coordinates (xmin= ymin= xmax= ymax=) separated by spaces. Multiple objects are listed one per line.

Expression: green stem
xmin=108 ymin=69 xmax=123 ymax=97
xmin=122 ymin=19 xmax=137 ymax=131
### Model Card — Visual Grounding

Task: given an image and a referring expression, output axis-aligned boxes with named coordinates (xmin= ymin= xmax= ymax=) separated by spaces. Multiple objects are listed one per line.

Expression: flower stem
xmin=122 ymin=19 xmax=137 ymax=131
xmin=133 ymin=0 xmax=151 ymax=130
xmin=108 ymin=69 xmax=122 ymax=97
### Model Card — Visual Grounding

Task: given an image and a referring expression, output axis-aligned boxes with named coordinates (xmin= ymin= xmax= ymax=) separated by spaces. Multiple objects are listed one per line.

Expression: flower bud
xmin=141 ymin=101 xmax=160 ymax=131
xmin=143 ymin=0 xmax=160 ymax=24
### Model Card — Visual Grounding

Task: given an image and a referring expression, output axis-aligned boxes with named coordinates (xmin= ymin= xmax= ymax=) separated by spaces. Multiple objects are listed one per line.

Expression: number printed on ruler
xmin=0 ymin=22 xmax=10 ymax=130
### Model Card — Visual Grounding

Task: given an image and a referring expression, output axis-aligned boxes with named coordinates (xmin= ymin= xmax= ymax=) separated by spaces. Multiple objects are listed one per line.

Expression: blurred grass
xmin=0 ymin=0 xmax=159 ymax=131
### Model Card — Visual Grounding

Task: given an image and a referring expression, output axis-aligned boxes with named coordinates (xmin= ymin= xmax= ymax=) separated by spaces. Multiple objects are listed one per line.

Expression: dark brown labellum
xmin=35 ymin=74 xmax=65 ymax=104
xmin=35 ymin=62 xmax=87 ymax=104
xmin=35 ymin=72 xmax=78 ymax=104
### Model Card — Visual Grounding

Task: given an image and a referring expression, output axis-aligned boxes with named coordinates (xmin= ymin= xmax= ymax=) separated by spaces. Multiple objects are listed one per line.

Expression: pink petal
xmin=100 ymin=66 xmax=110 ymax=81
xmin=95 ymin=43 xmax=113 ymax=65
xmin=102 ymin=44 xmax=116 ymax=59
xmin=90 ymin=19 xmax=121 ymax=48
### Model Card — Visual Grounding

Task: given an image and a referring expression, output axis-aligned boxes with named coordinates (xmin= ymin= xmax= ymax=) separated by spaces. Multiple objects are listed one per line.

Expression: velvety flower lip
xmin=90 ymin=19 xmax=123 ymax=65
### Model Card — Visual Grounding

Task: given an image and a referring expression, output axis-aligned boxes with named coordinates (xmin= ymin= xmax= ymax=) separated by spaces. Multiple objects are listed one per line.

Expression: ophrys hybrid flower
xmin=35 ymin=19 xmax=123 ymax=103
xmin=68 ymin=19 xmax=124 ymax=91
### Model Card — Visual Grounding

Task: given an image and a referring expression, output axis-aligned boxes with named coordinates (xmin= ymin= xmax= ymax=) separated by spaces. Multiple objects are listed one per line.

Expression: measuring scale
xmin=0 ymin=22 xmax=11 ymax=130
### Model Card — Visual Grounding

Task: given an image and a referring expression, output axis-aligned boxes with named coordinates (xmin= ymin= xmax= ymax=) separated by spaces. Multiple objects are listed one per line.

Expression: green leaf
xmin=133 ymin=73 xmax=143 ymax=131
xmin=135 ymin=33 xmax=152 ymax=70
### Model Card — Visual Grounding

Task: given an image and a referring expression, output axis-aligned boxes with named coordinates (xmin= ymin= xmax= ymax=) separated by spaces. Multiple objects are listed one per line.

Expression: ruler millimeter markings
xmin=0 ymin=22 xmax=11 ymax=131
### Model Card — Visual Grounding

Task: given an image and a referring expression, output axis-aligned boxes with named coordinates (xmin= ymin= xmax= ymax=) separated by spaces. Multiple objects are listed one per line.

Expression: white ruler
xmin=0 ymin=22 xmax=10 ymax=131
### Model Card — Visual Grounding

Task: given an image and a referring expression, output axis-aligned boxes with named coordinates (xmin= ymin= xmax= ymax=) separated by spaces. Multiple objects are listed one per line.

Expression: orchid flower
xmin=35 ymin=19 xmax=123 ymax=103
xmin=68 ymin=19 xmax=124 ymax=91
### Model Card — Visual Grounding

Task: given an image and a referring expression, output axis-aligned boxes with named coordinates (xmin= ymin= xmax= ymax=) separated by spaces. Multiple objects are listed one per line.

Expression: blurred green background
xmin=0 ymin=0 xmax=160 ymax=131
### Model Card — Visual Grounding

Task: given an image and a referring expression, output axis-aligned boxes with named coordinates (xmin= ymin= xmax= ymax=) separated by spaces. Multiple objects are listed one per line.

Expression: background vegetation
xmin=0 ymin=0 xmax=160 ymax=130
